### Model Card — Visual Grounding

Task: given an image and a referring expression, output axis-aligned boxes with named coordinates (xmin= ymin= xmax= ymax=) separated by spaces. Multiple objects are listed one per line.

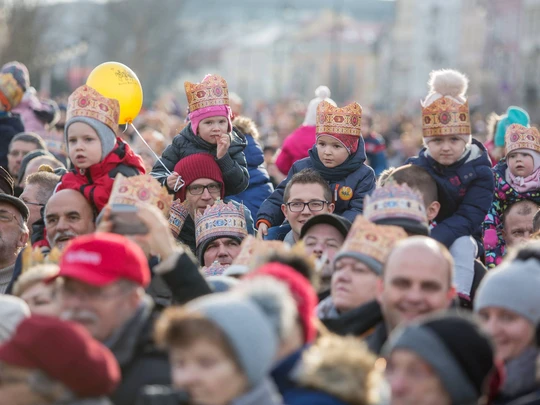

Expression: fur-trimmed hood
xmin=296 ymin=335 xmax=383 ymax=405
xmin=233 ymin=115 xmax=259 ymax=139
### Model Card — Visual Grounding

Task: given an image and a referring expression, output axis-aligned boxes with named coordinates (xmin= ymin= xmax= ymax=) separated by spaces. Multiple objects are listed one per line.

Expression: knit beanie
xmin=304 ymin=86 xmax=336 ymax=126
xmin=495 ymin=106 xmax=530 ymax=148
xmin=510 ymin=149 xmax=540 ymax=171
xmin=250 ymin=262 xmax=319 ymax=344
xmin=65 ymin=117 xmax=117 ymax=161
xmin=0 ymin=295 xmax=30 ymax=344
xmin=187 ymin=293 xmax=279 ymax=387
xmin=173 ymin=153 xmax=225 ymax=201
xmin=383 ymin=313 xmax=495 ymax=405
xmin=189 ymin=105 xmax=232 ymax=136
xmin=1 ymin=62 xmax=30 ymax=91
xmin=474 ymin=258 xmax=540 ymax=325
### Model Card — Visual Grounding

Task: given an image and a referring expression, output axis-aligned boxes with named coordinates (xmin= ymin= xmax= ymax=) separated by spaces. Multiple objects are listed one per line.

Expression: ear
xmin=375 ymin=277 xmax=384 ymax=305
xmin=426 ymin=201 xmax=440 ymax=222
xmin=327 ymin=203 xmax=335 ymax=214
xmin=446 ymin=285 xmax=457 ymax=306
xmin=501 ymin=227 xmax=507 ymax=241
xmin=17 ymin=229 xmax=29 ymax=250
xmin=281 ymin=204 xmax=288 ymax=218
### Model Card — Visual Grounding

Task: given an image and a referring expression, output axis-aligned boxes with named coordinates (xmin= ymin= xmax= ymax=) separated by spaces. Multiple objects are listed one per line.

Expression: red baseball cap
xmin=0 ymin=315 xmax=120 ymax=397
xmin=57 ymin=233 xmax=150 ymax=287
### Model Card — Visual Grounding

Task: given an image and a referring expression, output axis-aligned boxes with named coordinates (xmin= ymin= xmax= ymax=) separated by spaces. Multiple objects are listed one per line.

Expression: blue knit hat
xmin=494 ymin=106 xmax=530 ymax=148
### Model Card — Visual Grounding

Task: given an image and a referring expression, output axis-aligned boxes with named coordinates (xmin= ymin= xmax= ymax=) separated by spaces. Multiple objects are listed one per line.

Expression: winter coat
xmin=230 ymin=379 xmax=283 ymax=405
xmin=257 ymin=142 xmax=376 ymax=227
xmin=364 ymin=131 xmax=388 ymax=177
xmin=275 ymin=125 xmax=317 ymax=175
xmin=406 ymin=139 xmax=494 ymax=250
xmin=12 ymin=89 xmax=58 ymax=137
xmin=365 ymin=322 xmax=388 ymax=355
xmin=56 ymin=139 xmax=145 ymax=213
xmin=107 ymin=296 xmax=170 ymax=405
xmin=228 ymin=125 xmax=274 ymax=216
xmin=150 ymin=123 xmax=249 ymax=196
xmin=483 ymin=160 xmax=540 ymax=268
xmin=0 ymin=112 xmax=25 ymax=170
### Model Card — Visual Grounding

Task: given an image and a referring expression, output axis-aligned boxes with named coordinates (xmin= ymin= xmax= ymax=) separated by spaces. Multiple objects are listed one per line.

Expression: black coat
xmin=0 ymin=112 xmax=24 ymax=170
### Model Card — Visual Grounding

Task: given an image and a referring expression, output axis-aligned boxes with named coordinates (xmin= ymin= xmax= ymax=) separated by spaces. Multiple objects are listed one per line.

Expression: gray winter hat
xmin=0 ymin=295 xmax=30 ymax=344
xmin=65 ymin=116 xmax=117 ymax=160
xmin=474 ymin=258 xmax=540 ymax=325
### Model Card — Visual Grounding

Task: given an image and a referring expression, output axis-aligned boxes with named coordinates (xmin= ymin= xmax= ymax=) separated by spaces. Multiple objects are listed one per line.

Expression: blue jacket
xmin=407 ymin=139 xmax=494 ymax=248
xmin=229 ymin=134 xmax=274 ymax=217
xmin=364 ymin=131 xmax=388 ymax=177
xmin=257 ymin=140 xmax=376 ymax=226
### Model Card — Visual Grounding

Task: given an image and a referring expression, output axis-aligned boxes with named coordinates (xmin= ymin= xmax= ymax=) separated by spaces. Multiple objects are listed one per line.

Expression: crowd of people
xmin=0 ymin=59 xmax=539 ymax=405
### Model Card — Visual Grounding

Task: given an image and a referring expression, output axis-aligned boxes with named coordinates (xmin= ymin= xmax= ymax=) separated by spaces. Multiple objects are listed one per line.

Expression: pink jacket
xmin=275 ymin=125 xmax=316 ymax=175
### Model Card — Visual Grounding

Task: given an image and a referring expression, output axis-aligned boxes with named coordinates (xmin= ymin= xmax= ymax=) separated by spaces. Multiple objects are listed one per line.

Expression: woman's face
xmin=19 ymin=282 xmax=62 ymax=317
xmin=170 ymin=339 xmax=248 ymax=405
xmin=478 ymin=307 xmax=535 ymax=362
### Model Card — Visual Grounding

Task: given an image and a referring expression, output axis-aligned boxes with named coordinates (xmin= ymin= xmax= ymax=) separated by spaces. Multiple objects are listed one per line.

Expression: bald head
xmin=503 ymin=200 xmax=539 ymax=248
xmin=45 ymin=190 xmax=96 ymax=250
xmin=377 ymin=236 xmax=456 ymax=333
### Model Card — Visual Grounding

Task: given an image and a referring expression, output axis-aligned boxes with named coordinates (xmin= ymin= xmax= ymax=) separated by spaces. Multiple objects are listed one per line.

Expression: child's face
xmin=316 ymin=135 xmax=349 ymax=168
xmin=426 ymin=136 xmax=466 ymax=166
xmin=67 ymin=121 xmax=102 ymax=169
xmin=198 ymin=116 xmax=229 ymax=144
xmin=508 ymin=152 xmax=535 ymax=178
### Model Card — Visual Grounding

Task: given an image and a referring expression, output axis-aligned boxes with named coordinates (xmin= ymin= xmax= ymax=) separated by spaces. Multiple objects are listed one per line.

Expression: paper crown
xmin=195 ymin=199 xmax=248 ymax=248
xmin=364 ymin=182 xmax=428 ymax=227
xmin=184 ymin=74 xmax=229 ymax=113
xmin=67 ymin=85 xmax=120 ymax=133
xmin=169 ymin=199 xmax=190 ymax=238
xmin=21 ymin=246 xmax=62 ymax=274
xmin=421 ymin=97 xmax=471 ymax=137
xmin=505 ymin=124 xmax=540 ymax=156
xmin=338 ymin=216 xmax=407 ymax=266
xmin=109 ymin=174 xmax=173 ymax=217
xmin=316 ymin=100 xmax=362 ymax=137
xmin=202 ymin=261 xmax=228 ymax=277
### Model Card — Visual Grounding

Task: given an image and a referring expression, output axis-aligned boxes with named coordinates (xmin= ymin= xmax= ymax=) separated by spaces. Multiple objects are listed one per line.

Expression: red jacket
xmin=56 ymin=138 xmax=145 ymax=212
xmin=275 ymin=125 xmax=316 ymax=175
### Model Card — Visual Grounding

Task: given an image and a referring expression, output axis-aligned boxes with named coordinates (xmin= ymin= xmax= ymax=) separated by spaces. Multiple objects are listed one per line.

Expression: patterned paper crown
xmin=505 ymin=124 xmax=540 ymax=155
xmin=364 ymin=182 xmax=428 ymax=226
xmin=169 ymin=199 xmax=191 ymax=238
xmin=316 ymin=100 xmax=362 ymax=137
xmin=109 ymin=174 xmax=173 ymax=217
xmin=184 ymin=74 xmax=229 ymax=113
xmin=21 ymin=246 xmax=62 ymax=274
xmin=202 ymin=261 xmax=228 ymax=277
xmin=338 ymin=216 xmax=408 ymax=265
xmin=195 ymin=200 xmax=248 ymax=248
xmin=421 ymin=97 xmax=471 ymax=137
xmin=67 ymin=85 xmax=120 ymax=133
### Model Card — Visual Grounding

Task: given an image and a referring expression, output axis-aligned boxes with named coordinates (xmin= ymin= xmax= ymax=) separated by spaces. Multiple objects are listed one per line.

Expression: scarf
xmin=308 ymin=145 xmax=364 ymax=182
xmin=506 ymin=166 xmax=540 ymax=193
xmin=501 ymin=346 xmax=539 ymax=398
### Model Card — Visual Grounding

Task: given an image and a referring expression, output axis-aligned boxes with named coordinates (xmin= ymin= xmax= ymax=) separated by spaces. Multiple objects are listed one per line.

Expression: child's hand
xmin=257 ymin=223 xmax=269 ymax=239
xmin=166 ymin=172 xmax=180 ymax=190
xmin=216 ymin=133 xmax=231 ymax=159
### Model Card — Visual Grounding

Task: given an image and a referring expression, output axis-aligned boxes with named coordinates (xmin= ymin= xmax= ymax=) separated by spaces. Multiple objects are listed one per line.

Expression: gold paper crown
xmin=338 ymin=216 xmax=407 ymax=265
xmin=421 ymin=97 xmax=471 ymax=137
xmin=317 ymin=100 xmax=362 ymax=137
xmin=184 ymin=74 xmax=229 ymax=113
xmin=169 ymin=199 xmax=190 ymax=238
xmin=67 ymin=85 xmax=120 ymax=133
xmin=21 ymin=246 xmax=62 ymax=274
xmin=505 ymin=124 xmax=540 ymax=156
xmin=109 ymin=174 xmax=173 ymax=217
xmin=195 ymin=199 xmax=248 ymax=248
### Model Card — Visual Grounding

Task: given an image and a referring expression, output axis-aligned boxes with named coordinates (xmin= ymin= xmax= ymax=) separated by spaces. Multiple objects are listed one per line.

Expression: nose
xmin=313 ymin=242 xmax=324 ymax=256
xmin=217 ymin=244 xmax=229 ymax=257
xmin=334 ymin=266 xmax=351 ymax=283
xmin=403 ymin=285 xmax=423 ymax=303
xmin=172 ymin=366 xmax=200 ymax=391
xmin=388 ymin=371 xmax=409 ymax=397
xmin=201 ymin=188 xmax=212 ymax=200
xmin=56 ymin=216 xmax=70 ymax=232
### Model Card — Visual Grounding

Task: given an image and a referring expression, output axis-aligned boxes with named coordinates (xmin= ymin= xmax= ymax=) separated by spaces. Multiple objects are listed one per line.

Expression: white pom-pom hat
xmin=303 ymin=86 xmax=336 ymax=126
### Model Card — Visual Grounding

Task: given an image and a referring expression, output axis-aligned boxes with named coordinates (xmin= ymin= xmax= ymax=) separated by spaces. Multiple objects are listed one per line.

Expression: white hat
xmin=303 ymin=86 xmax=336 ymax=126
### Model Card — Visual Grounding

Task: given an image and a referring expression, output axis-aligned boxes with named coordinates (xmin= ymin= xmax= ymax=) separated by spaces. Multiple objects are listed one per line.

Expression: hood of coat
xmin=295 ymin=334 xmax=382 ymax=405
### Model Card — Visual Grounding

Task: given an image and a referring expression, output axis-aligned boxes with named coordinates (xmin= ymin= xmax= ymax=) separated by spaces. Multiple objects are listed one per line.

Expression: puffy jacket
xmin=0 ymin=112 xmax=25 ymax=170
xmin=407 ymin=139 xmax=494 ymax=250
xmin=229 ymin=133 xmax=274 ymax=217
xmin=150 ymin=123 xmax=249 ymax=196
xmin=275 ymin=125 xmax=316 ymax=175
xmin=56 ymin=139 xmax=145 ymax=213
xmin=483 ymin=160 xmax=540 ymax=268
xmin=257 ymin=141 xmax=375 ymax=226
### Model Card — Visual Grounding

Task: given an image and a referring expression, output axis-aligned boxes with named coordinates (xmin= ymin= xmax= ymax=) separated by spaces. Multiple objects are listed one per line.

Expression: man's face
xmin=503 ymin=207 xmax=536 ymax=248
xmin=385 ymin=350 xmax=452 ymax=405
xmin=203 ymin=237 xmax=241 ymax=267
xmin=0 ymin=202 xmax=27 ymax=264
xmin=185 ymin=178 xmax=222 ymax=215
xmin=45 ymin=192 xmax=95 ymax=250
xmin=19 ymin=184 xmax=43 ymax=228
xmin=281 ymin=183 xmax=334 ymax=240
xmin=7 ymin=141 xmax=38 ymax=178
xmin=377 ymin=245 xmax=455 ymax=332
xmin=60 ymin=278 xmax=139 ymax=341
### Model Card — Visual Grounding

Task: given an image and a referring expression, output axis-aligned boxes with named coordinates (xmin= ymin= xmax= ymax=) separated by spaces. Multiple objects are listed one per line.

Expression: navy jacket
xmin=229 ymin=134 xmax=273 ymax=217
xmin=0 ymin=112 xmax=24 ymax=170
xmin=257 ymin=140 xmax=376 ymax=226
xmin=150 ymin=123 xmax=249 ymax=196
xmin=407 ymin=139 xmax=494 ymax=248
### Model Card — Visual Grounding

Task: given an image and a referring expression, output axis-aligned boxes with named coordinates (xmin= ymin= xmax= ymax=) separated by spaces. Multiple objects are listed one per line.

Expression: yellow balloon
xmin=86 ymin=62 xmax=143 ymax=124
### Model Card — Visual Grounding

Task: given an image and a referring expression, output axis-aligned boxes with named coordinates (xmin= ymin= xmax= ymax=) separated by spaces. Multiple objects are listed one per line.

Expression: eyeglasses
xmin=187 ymin=182 xmax=222 ymax=195
xmin=285 ymin=200 xmax=329 ymax=212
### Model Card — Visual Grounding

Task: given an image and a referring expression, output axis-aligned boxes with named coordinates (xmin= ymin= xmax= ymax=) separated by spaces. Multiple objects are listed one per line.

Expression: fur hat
xmin=304 ymin=86 xmax=336 ymax=126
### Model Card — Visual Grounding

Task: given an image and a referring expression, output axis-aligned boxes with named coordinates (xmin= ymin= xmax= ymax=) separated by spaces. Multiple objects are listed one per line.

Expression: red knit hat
xmin=0 ymin=315 xmax=120 ymax=397
xmin=173 ymin=153 xmax=225 ymax=201
xmin=317 ymin=133 xmax=359 ymax=154
xmin=250 ymin=262 xmax=318 ymax=343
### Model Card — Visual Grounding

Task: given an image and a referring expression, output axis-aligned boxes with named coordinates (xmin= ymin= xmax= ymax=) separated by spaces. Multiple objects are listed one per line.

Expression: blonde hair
xmin=12 ymin=264 xmax=61 ymax=297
